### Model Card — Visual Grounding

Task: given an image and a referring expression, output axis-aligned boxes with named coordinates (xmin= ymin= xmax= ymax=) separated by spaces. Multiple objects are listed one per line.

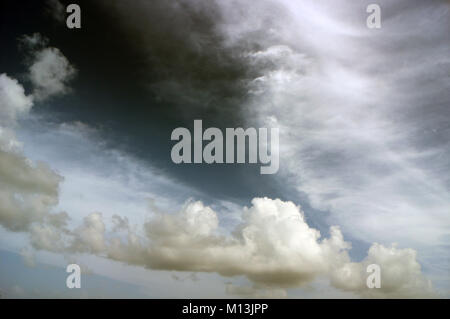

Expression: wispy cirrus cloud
xmin=202 ymin=0 xmax=450 ymax=290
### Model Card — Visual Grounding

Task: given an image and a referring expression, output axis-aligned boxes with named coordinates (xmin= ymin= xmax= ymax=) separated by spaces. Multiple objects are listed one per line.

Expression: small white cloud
xmin=20 ymin=33 xmax=76 ymax=101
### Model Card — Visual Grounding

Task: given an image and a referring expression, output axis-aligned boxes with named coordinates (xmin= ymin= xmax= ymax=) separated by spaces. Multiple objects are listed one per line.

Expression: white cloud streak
xmin=21 ymin=33 xmax=77 ymax=101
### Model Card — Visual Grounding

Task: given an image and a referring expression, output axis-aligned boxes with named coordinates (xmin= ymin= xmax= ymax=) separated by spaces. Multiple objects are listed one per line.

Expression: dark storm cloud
xmin=0 ymin=0 xmax=285 ymax=203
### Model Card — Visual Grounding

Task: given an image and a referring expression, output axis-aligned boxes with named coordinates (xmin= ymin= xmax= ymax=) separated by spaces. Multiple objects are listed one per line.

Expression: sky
xmin=0 ymin=0 xmax=449 ymax=298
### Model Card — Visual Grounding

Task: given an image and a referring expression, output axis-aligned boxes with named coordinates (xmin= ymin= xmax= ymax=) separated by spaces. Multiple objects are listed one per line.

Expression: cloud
xmin=21 ymin=33 xmax=77 ymax=101
xmin=205 ymin=0 xmax=450 ymax=288
xmin=0 ymin=33 xmax=77 ymax=233
xmin=10 ymin=285 xmax=25 ymax=297
xmin=330 ymin=243 xmax=433 ymax=298
xmin=103 ymin=0 xmax=254 ymax=122
xmin=0 ymin=72 xmax=63 ymax=232
xmin=29 ymin=223 xmax=66 ymax=252
xmin=104 ymin=0 xmax=449 ymax=267
xmin=106 ymin=197 xmax=436 ymax=297
xmin=226 ymin=283 xmax=287 ymax=298
xmin=28 ymin=47 xmax=76 ymax=100
xmin=0 ymin=73 xmax=32 ymax=152
xmin=0 ymin=74 xmax=33 ymax=127
xmin=23 ymin=196 xmax=435 ymax=298
xmin=1 ymin=8 xmax=446 ymax=297
xmin=20 ymin=247 xmax=36 ymax=268
xmin=0 ymin=148 xmax=62 ymax=231
xmin=70 ymin=212 xmax=106 ymax=254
